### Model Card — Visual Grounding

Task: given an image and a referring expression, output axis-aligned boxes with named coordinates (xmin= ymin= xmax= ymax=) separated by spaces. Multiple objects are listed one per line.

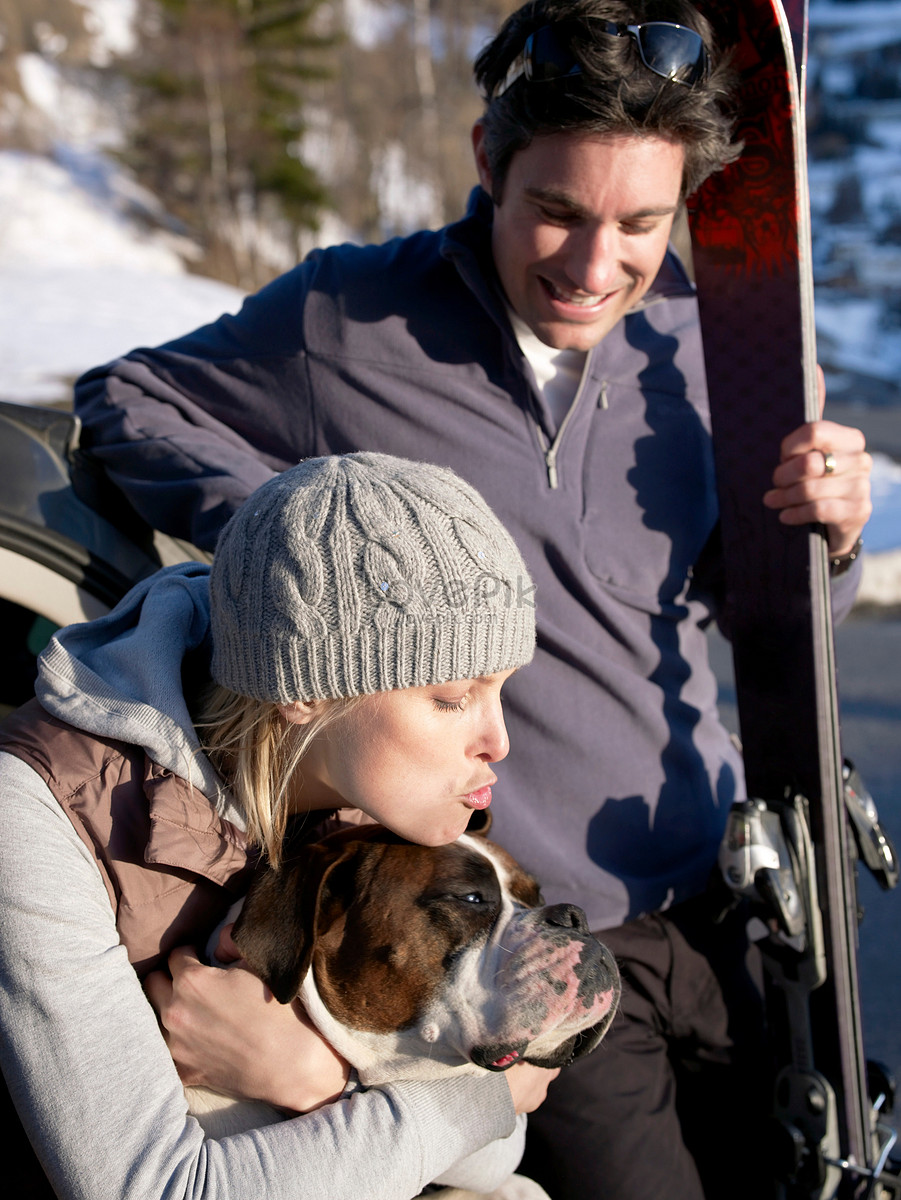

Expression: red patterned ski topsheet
xmin=690 ymin=0 xmax=802 ymax=278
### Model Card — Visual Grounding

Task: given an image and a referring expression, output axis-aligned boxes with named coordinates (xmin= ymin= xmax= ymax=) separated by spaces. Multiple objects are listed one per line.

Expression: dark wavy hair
xmin=474 ymin=0 xmax=741 ymax=200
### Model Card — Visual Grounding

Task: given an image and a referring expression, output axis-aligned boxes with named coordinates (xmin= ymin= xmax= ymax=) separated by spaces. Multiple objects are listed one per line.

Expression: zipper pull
xmin=545 ymin=446 xmax=559 ymax=489
xmin=599 ymin=381 xmax=609 ymax=410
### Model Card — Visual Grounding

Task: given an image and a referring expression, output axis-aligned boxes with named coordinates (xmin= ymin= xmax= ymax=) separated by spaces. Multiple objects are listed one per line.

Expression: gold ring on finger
xmin=822 ymin=451 xmax=836 ymax=476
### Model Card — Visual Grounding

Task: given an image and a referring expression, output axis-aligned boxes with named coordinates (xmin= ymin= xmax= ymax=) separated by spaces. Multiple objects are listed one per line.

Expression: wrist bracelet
xmin=830 ymin=537 xmax=863 ymax=578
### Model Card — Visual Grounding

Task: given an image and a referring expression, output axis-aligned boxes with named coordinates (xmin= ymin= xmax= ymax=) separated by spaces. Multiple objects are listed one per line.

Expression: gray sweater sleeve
xmin=0 ymin=753 xmax=521 ymax=1200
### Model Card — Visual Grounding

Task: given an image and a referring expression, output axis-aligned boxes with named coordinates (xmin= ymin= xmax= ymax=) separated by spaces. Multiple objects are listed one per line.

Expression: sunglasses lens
xmin=635 ymin=23 xmax=708 ymax=85
xmin=525 ymin=25 xmax=581 ymax=84
xmin=512 ymin=19 xmax=710 ymax=98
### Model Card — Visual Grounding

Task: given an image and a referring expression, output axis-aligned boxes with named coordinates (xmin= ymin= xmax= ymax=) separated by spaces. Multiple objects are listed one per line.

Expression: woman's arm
xmin=0 ymin=753 xmax=517 ymax=1200
xmin=432 ymin=1115 xmax=528 ymax=1192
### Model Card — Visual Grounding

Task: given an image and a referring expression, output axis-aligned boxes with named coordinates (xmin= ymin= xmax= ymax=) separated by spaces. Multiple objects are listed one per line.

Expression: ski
xmin=690 ymin=0 xmax=898 ymax=1196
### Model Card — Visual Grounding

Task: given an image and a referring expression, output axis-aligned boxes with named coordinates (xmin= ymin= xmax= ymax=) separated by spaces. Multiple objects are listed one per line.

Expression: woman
xmin=0 ymin=452 xmax=547 ymax=1200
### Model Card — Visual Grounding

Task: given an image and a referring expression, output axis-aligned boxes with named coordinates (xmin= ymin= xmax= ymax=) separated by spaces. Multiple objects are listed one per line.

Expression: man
xmin=73 ymin=1 xmax=873 ymax=1196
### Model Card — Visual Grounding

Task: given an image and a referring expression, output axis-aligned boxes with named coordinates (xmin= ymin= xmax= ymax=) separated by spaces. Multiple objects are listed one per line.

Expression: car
xmin=0 ymin=399 xmax=206 ymax=717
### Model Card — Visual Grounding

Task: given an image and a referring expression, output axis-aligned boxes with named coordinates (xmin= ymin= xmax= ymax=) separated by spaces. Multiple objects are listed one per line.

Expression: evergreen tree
xmin=123 ymin=0 xmax=336 ymax=288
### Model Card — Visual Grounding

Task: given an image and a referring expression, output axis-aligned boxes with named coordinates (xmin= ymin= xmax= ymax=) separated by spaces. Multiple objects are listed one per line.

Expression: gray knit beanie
xmin=209 ymin=453 xmax=536 ymax=701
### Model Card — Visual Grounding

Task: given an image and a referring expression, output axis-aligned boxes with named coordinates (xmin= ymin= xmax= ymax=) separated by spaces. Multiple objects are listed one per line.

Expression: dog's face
xmin=233 ymin=824 xmax=620 ymax=1084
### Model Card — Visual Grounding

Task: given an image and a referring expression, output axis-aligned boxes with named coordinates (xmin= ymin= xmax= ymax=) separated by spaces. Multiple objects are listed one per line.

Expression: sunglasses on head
xmin=495 ymin=19 xmax=710 ymax=97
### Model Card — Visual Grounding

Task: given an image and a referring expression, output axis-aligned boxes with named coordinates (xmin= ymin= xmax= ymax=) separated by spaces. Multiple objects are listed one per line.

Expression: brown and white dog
xmin=188 ymin=820 xmax=620 ymax=1162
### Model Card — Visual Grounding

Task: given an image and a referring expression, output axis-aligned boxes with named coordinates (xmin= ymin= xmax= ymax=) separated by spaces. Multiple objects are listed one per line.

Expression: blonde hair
xmin=195 ymin=683 xmax=364 ymax=868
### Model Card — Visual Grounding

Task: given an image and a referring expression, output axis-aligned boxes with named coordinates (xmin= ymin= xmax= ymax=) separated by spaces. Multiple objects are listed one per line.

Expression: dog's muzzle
xmin=466 ymin=902 xmax=620 ymax=1070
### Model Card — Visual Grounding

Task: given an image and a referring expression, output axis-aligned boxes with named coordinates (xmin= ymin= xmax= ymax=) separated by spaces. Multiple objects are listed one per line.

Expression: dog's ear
xmin=233 ymin=838 xmax=362 ymax=1004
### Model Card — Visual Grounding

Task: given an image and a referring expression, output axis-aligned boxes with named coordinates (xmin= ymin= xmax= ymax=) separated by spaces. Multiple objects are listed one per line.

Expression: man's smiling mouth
xmin=542 ymin=278 xmax=612 ymax=308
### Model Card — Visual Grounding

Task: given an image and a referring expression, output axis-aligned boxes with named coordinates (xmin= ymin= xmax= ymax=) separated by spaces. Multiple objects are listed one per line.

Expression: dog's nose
xmin=542 ymin=903 xmax=591 ymax=934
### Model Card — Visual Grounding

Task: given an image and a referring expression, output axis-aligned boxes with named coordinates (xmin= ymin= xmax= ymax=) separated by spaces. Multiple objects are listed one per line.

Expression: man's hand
xmin=762 ymin=372 xmax=872 ymax=558
xmin=763 ymin=418 xmax=872 ymax=558
xmin=145 ymin=946 xmax=350 ymax=1114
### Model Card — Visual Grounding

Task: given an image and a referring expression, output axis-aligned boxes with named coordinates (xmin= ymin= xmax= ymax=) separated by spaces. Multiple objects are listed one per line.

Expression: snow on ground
xmin=0 ymin=263 xmax=243 ymax=403
xmin=0 ymin=152 xmax=191 ymax=273
xmin=867 ymin=454 xmax=901 ymax=555
xmin=0 ymin=150 xmax=245 ymax=403
xmin=0 ymin=10 xmax=245 ymax=397
xmin=816 ymin=295 xmax=901 ymax=383
xmin=858 ymin=455 xmax=901 ymax=607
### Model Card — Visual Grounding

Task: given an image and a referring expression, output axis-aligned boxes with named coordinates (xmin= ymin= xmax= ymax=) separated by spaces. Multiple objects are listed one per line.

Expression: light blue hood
xmin=36 ymin=562 xmax=234 ymax=812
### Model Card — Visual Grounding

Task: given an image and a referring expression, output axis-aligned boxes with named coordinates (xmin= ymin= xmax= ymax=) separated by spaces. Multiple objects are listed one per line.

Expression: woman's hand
xmin=503 ymin=1063 xmax=560 ymax=1114
xmin=145 ymin=945 xmax=350 ymax=1113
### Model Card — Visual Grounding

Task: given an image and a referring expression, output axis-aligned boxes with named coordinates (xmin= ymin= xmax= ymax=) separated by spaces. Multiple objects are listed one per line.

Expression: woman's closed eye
xmin=431 ymin=693 xmax=470 ymax=713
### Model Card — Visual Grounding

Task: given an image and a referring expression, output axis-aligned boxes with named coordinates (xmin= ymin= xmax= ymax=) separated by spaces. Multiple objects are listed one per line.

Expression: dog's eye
xmin=458 ymin=892 xmax=485 ymax=904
